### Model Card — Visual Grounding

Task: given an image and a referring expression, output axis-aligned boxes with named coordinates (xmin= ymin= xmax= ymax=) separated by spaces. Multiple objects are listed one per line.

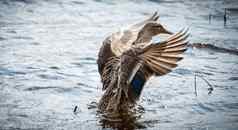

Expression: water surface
xmin=0 ymin=0 xmax=238 ymax=129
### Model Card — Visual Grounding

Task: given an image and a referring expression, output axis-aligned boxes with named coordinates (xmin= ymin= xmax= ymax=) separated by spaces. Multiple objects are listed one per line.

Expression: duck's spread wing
xmin=138 ymin=29 xmax=189 ymax=76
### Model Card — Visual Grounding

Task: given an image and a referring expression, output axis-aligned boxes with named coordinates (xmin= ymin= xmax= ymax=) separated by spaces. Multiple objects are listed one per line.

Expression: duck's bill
xmin=164 ymin=29 xmax=173 ymax=35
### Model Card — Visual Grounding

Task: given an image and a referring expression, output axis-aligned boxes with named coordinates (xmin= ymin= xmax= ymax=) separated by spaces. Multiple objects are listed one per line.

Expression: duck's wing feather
xmin=138 ymin=29 xmax=189 ymax=76
xmin=130 ymin=11 xmax=159 ymax=29
xmin=101 ymin=56 xmax=120 ymax=90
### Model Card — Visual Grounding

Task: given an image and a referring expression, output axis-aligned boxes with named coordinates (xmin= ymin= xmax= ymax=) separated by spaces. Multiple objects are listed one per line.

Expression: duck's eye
xmin=158 ymin=26 xmax=162 ymax=30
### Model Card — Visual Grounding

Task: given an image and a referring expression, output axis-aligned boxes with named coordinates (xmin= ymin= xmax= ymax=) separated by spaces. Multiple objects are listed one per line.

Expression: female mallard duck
xmin=97 ymin=12 xmax=189 ymax=112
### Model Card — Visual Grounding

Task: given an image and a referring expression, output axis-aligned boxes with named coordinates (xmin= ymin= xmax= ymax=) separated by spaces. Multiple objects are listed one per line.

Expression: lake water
xmin=0 ymin=0 xmax=238 ymax=129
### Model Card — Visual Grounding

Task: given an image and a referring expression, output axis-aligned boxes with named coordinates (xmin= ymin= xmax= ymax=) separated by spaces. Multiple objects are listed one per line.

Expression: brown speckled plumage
xmin=97 ymin=12 xmax=189 ymax=112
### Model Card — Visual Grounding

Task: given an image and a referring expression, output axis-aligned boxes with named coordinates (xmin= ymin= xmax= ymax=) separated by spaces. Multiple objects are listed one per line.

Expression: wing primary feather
xmin=145 ymin=55 xmax=178 ymax=68
xmin=150 ymin=11 xmax=159 ymax=21
xmin=167 ymin=28 xmax=186 ymax=41
xmin=148 ymin=53 xmax=183 ymax=62
xmin=145 ymin=58 xmax=170 ymax=75
xmin=166 ymin=40 xmax=189 ymax=48
xmin=149 ymin=41 xmax=188 ymax=52
xmin=166 ymin=33 xmax=190 ymax=46
xmin=161 ymin=41 xmax=188 ymax=51
xmin=144 ymin=57 xmax=173 ymax=72
xmin=163 ymin=47 xmax=187 ymax=53
xmin=146 ymin=47 xmax=187 ymax=55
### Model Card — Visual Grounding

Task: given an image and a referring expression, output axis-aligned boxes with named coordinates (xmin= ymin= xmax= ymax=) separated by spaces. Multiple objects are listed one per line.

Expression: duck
xmin=97 ymin=12 xmax=189 ymax=112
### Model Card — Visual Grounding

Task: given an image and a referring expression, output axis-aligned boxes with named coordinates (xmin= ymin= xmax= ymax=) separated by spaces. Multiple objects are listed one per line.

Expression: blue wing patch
xmin=130 ymin=71 xmax=146 ymax=97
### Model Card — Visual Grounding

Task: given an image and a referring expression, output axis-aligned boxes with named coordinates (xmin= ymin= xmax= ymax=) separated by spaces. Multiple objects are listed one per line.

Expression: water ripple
xmin=37 ymin=74 xmax=64 ymax=80
xmin=24 ymin=86 xmax=59 ymax=91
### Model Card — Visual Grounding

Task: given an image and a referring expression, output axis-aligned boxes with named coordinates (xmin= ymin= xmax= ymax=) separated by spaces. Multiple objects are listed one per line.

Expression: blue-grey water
xmin=0 ymin=0 xmax=238 ymax=129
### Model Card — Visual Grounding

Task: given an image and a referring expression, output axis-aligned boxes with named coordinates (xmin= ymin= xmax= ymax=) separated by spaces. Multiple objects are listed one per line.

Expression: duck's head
xmin=148 ymin=12 xmax=173 ymax=35
xmin=146 ymin=22 xmax=173 ymax=35
xmin=157 ymin=23 xmax=173 ymax=35
xmin=138 ymin=22 xmax=173 ymax=41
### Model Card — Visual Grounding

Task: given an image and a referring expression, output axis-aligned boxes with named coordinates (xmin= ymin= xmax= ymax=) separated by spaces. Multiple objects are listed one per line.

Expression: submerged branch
xmin=194 ymin=71 xmax=214 ymax=96
xmin=188 ymin=43 xmax=238 ymax=56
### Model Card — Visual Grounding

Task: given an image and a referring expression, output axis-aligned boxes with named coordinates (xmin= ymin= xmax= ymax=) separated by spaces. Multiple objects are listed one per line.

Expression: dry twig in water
xmin=194 ymin=71 xmax=214 ymax=96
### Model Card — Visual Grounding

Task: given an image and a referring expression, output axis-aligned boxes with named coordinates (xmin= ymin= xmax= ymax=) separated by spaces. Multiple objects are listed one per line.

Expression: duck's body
xmin=97 ymin=12 xmax=189 ymax=112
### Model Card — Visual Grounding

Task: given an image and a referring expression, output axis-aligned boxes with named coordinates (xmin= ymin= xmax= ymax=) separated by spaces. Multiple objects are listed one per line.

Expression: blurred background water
xmin=0 ymin=0 xmax=238 ymax=129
